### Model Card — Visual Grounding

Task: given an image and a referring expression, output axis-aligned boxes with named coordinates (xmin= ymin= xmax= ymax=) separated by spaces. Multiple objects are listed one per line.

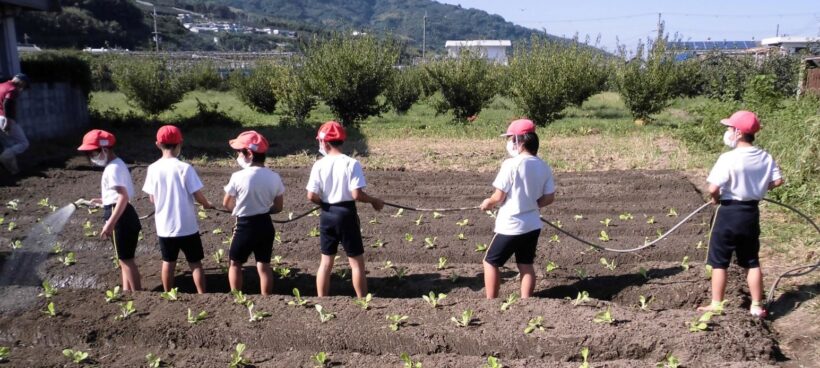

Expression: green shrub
xmin=231 ymin=63 xmax=281 ymax=114
xmin=184 ymin=62 xmax=226 ymax=91
xmin=86 ymin=53 xmax=122 ymax=92
xmin=615 ymin=38 xmax=677 ymax=121
xmin=385 ymin=67 xmax=423 ymax=114
xmin=302 ymin=34 xmax=399 ymax=125
xmin=743 ymin=74 xmax=781 ymax=112
xmin=424 ymin=50 xmax=497 ymax=122
xmin=112 ymin=58 xmax=191 ymax=116
xmin=20 ymin=50 xmax=92 ymax=95
xmin=276 ymin=64 xmax=316 ymax=125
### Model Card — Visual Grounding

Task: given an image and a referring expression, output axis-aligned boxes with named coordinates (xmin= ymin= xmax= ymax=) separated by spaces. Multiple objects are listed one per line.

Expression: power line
xmin=519 ymin=11 xmax=815 ymax=24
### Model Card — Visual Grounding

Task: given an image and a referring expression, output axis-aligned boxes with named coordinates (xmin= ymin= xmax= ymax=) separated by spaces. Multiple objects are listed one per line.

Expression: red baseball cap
xmin=77 ymin=129 xmax=116 ymax=151
xmin=229 ymin=130 xmax=269 ymax=153
xmin=721 ymin=110 xmax=760 ymax=134
xmin=316 ymin=121 xmax=346 ymax=142
xmin=501 ymin=119 xmax=536 ymax=136
xmin=156 ymin=125 xmax=183 ymax=144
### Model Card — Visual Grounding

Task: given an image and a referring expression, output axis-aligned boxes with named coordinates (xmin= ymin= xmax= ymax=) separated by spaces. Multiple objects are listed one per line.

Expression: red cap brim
xmin=77 ymin=144 xmax=100 ymax=151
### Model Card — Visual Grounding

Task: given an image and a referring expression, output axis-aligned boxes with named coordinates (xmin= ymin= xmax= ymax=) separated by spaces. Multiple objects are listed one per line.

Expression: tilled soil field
xmin=0 ymin=166 xmax=791 ymax=367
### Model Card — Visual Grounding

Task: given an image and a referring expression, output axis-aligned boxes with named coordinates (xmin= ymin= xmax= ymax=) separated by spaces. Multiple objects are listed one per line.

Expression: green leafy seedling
xmin=545 ymin=261 xmax=559 ymax=273
xmin=43 ymin=301 xmax=57 ymax=317
xmin=39 ymin=280 xmax=57 ymax=298
xmin=448 ymin=272 xmax=459 ymax=283
xmin=288 ymin=288 xmax=309 ymax=307
xmin=246 ymin=301 xmax=271 ymax=322
xmin=575 ymin=268 xmax=588 ymax=280
xmin=436 ymin=256 xmax=448 ymax=270
xmin=368 ymin=217 xmax=380 ymax=224
xmin=271 ymin=255 xmax=283 ymax=265
xmin=484 ymin=355 xmax=503 ymax=368
xmin=573 ymin=214 xmax=584 ymax=221
xmin=197 ymin=209 xmax=208 ymax=220
xmin=400 ymin=352 xmax=422 ymax=368
xmin=667 ymin=208 xmax=678 ymax=217
xmin=579 ymin=347 xmax=591 ymax=368
xmin=423 ymin=236 xmax=437 ymax=249
xmin=474 ymin=243 xmax=488 ymax=252
xmin=62 ymin=349 xmax=89 ymax=364
xmin=115 ymin=300 xmax=136 ymax=321
xmin=104 ymin=286 xmax=122 ymax=303
xmin=619 ymin=212 xmax=634 ymax=221
xmin=551 ymin=220 xmax=562 ymax=228
xmin=432 ymin=212 xmax=444 ymax=219
xmin=456 ymin=218 xmax=469 ymax=226
xmin=696 ymin=240 xmax=705 ymax=249
xmin=598 ymin=231 xmax=610 ymax=242
xmin=212 ymin=228 xmax=223 ymax=235
xmin=457 ymin=233 xmax=466 ymax=241
xmin=52 ymin=242 xmax=63 ymax=254
xmin=309 ymin=227 xmax=320 ymax=237
xmin=393 ymin=266 xmax=409 ymax=280
xmin=638 ymin=267 xmax=649 ymax=279
xmin=7 ymin=222 xmax=16 ymax=231
xmin=5 ymin=199 xmax=19 ymax=211
xmin=404 ymin=233 xmax=414 ymax=242
xmin=639 ymin=295 xmax=653 ymax=311
xmin=386 ymin=314 xmax=409 ymax=331
xmin=392 ymin=208 xmax=404 ymax=218
xmin=309 ymin=209 xmax=320 ymax=217
xmin=524 ymin=316 xmax=545 ymax=334
xmin=353 ymin=293 xmax=372 ymax=310
xmin=212 ymin=248 xmax=227 ymax=273
xmin=187 ymin=308 xmax=207 ymax=324
xmin=274 ymin=266 xmax=292 ymax=278
xmin=422 ymin=292 xmax=446 ymax=308
xmin=370 ymin=239 xmax=385 ymax=248
xmin=656 ymin=353 xmax=680 ymax=368
xmin=381 ymin=260 xmax=395 ymax=270
xmin=229 ymin=343 xmax=250 ymax=368
xmin=59 ymin=252 xmax=77 ymax=266
xmin=315 ymin=304 xmax=335 ymax=323
xmin=146 ymin=353 xmax=162 ymax=368
xmin=38 ymin=198 xmax=50 ymax=207
xmin=414 ymin=214 xmax=424 ymax=226
xmin=500 ymin=293 xmax=519 ymax=311
xmin=549 ymin=234 xmax=560 ymax=243
xmin=451 ymin=309 xmax=474 ymax=327
xmin=312 ymin=352 xmax=329 ymax=368
xmin=10 ymin=239 xmax=22 ymax=249
xmin=0 ymin=346 xmax=9 ymax=362
xmin=231 ymin=289 xmax=249 ymax=305
xmin=82 ymin=220 xmax=97 ymax=237
xmin=600 ymin=218 xmax=612 ymax=227
xmin=704 ymin=265 xmax=713 ymax=280
xmin=599 ymin=257 xmax=617 ymax=270
xmin=593 ymin=306 xmax=614 ymax=324
xmin=681 ymin=256 xmax=690 ymax=271
xmin=221 ymin=235 xmax=233 ymax=245
xmin=573 ymin=291 xmax=590 ymax=306
xmin=646 ymin=215 xmax=656 ymax=224
xmin=275 ymin=232 xmax=282 ymax=243
xmin=485 ymin=210 xmax=496 ymax=219
xmin=688 ymin=311 xmax=714 ymax=332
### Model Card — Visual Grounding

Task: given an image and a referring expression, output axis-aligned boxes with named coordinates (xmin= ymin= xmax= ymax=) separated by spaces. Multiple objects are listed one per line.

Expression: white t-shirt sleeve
xmin=770 ymin=161 xmax=783 ymax=182
xmin=108 ymin=165 xmax=129 ymax=189
xmin=543 ymin=164 xmax=556 ymax=195
xmin=273 ymin=174 xmax=286 ymax=197
xmin=306 ymin=163 xmax=321 ymax=194
xmin=706 ymin=155 xmax=730 ymax=187
xmin=185 ymin=167 xmax=204 ymax=195
xmin=224 ymin=173 xmax=238 ymax=196
xmin=142 ymin=167 xmax=154 ymax=195
xmin=349 ymin=161 xmax=366 ymax=190
xmin=492 ymin=160 xmax=514 ymax=193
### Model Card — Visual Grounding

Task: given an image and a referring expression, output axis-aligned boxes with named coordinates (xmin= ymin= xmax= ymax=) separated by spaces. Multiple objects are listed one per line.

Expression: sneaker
xmin=750 ymin=307 xmax=768 ymax=319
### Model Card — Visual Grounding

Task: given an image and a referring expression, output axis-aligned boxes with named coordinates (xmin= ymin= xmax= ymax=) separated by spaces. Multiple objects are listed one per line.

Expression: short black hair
xmin=328 ymin=140 xmax=344 ymax=147
xmin=516 ymin=133 xmax=539 ymax=155
xmin=741 ymin=133 xmax=755 ymax=144
xmin=159 ymin=143 xmax=178 ymax=151
xmin=238 ymin=149 xmax=266 ymax=164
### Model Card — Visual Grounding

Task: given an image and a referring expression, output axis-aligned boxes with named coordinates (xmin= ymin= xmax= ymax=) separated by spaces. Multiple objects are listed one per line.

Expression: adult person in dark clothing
xmin=0 ymin=73 xmax=31 ymax=175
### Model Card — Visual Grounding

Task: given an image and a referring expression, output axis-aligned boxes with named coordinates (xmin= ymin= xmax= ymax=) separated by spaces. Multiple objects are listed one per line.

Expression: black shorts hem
xmin=158 ymin=232 xmax=205 ymax=263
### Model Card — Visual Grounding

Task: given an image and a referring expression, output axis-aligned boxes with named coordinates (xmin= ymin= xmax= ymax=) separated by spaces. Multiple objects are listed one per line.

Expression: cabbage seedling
xmin=43 ymin=301 xmax=57 ymax=317
xmin=370 ymin=239 xmax=385 ymax=248
xmin=231 ymin=290 xmax=249 ymax=305
xmin=391 ymin=208 xmax=404 ymax=218
xmin=59 ymin=252 xmax=77 ymax=266
xmin=7 ymin=222 xmax=16 ymax=231
xmin=393 ymin=266 xmax=408 ymax=280
xmin=688 ymin=311 xmax=713 ymax=332
xmin=368 ymin=217 xmax=380 ymax=224
xmin=52 ymin=242 xmax=63 ymax=254
xmin=593 ymin=307 xmax=614 ymax=324
xmin=474 ymin=243 xmax=488 ymax=252
xmin=10 ymin=240 xmax=21 ymax=249
xmin=246 ymin=301 xmax=271 ymax=322
xmin=38 ymin=198 xmax=50 ymax=207
xmin=386 ymin=314 xmax=409 ymax=331
xmin=456 ymin=218 xmax=469 ymax=226
xmin=638 ymin=267 xmax=649 ymax=279
xmin=115 ymin=301 xmax=136 ymax=321
xmin=0 ymin=217 xmax=4 ymax=225
xmin=451 ymin=309 xmax=474 ymax=327
xmin=82 ymin=220 xmax=97 ymax=237
xmin=414 ymin=214 xmax=424 ymax=226
xmin=696 ymin=240 xmax=705 ymax=249
xmin=104 ymin=286 xmax=122 ymax=303
xmin=400 ymin=352 xmax=422 ymax=368
xmin=39 ymin=280 xmax=57 ymax=298
xmin=309 ymin=227 xmax=320 ymax=237
xmin=160 ymin=288 xmax=179 ymax=301
xmin=485 ymin=210 xmax=496 ymax=219
xmin=656 ymin=353 xmax=680 ymax=368
xmin=229 ymin=343 xmax=250 ymax=368
xmin=288 ymin=288 xmax=309 ymax=307
xmin=704 ymin=265 xmax=713 ymax=280
xmin=618 ymin=213 xmax=634 ymax=221
xmin=599 ymin=258 xmax=617 ymax=271
xmin=484 ymin=356 xmax=503 ymax=368
xmin=274 ymin=266 xmax=292 ymax=278
xmin=436 ymin=256 xmax=448 ymax=270
xmin=600 ymin=218 xmax=612 ymax=227
xmin=275 ymin=232 xmax=282 ymax=244
xmin=573 ymin=291 xmax=590 ymax=306
xmin=423 ymin=237 xmax=437 ymax=249
xmin=457 ymin=233 xmax=466 ymax=241
xmin=312 ymin=352 xmax=329 ymax=368
xmin=639 ymin=295 xmax=653 ymax=311
xmin=579 ymin=347 xmax=591 ymax=368
xmin=353 ymin=293 xmax=372 ymax=310
xmin=212 ymin=228 xmax=223 ymax=235
xmin=680 ymin=256 xmax=690 ymax=271
xmin=646 ymin=215 xmax=656 ymax=224
xmin=667 ymin=208 xmax=678 ymax=217
xmin=187 ymin=308 xmax=207 ymax=324
xmin=404 ymin=233 xmax=414 ymax=242
xmin=598 ymin=231 xmax=610 ymax=242
xmin=0 ymin=346 xmax=9 ymax=362
xmin=146 ymin=353 xmax=161 ymax=368
xmin=315 ymin=305 xmax=335 ymax=323
xmin=221 ymin=235 xmax=233 ymax=245
xmin=551 ymin=220 xmax=562 ymax=228
xmin=309 ymin=209 xmax=320 ymax=217
xmin=433 ymin=212 xmax=444 ymax=219
xmin=381 ymin=261 xmax=395 ymax=270
xmin=524 ymin=316 xmax=545 ymax=334
xmin=271 ymin=255 xmax=283 ymax=265
xmin=544 ymin=261 xmax=559 ymax=273
xmin=212 ymin=249 xmax=227 ymax=273
xmin=448 ymin=272 xmax=459 ymax=283
xmin=62 ymin=349 xmax=89 ymax=364
xmin=549 ymin=234 xmax=560 ymax=243
xmin=5 ymin=199 xmax=19 ymax=211
xmin=500 ymin=293 xmax=518 ymax=311
xmin=422 ymin=292 xmax=446 ymax=308
xmin=197 ymin=208 xmax=208 ymax=219
xmin=575 ymin=268 xmax=588 ymax=280
xmin=573 ymin=214 xmax=584 ymax=221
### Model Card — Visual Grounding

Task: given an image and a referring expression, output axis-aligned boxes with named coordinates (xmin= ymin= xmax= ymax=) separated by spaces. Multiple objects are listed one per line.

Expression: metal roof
xmin=668 ymin=41 xmax=759 ymax=51
xmin=0 ymin=0 xmax=59 ymax=11
xmin=445 ymin=40 xmax=512 ymax=47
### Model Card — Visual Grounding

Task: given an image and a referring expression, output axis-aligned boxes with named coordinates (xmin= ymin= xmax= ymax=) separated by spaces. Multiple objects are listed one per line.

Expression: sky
xmin=436 ymin=0 xmax=819 ymax=52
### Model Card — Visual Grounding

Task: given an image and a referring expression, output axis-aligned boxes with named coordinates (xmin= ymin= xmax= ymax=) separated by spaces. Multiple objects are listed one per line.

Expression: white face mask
xmin=505 ymin=139 xmax=519 ymax=157
xmin=723 ymin=130 xmax=738 ymax=148
xmin=236 ymin=155 xmax=251 ymax=169
xmin=90 ymin=150 xmax=107 ymax=167
xmin=318 ymin=142 xmax=327 ymax=156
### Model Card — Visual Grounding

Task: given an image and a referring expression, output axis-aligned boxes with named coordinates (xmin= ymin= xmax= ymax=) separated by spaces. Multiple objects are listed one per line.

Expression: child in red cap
xmin=699 ymin=111 xmax=783 ymax=318
xmin=77 ymin=129 xmax=143 ymax=291
xmin=222 ymin=131 xmax=285 ymax=295
xmin=306 ymin=121 xmax=384 ymax=297
xmin=142 ymin=125 xmax=213 ymax=293
xmin=479 ymin=119 xmax=556 ymax=299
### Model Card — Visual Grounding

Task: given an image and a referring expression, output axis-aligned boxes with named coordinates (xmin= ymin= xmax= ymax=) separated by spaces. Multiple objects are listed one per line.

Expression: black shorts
xmin=319 ymin=201 xmax=364 ymax=257
xmin=230 ymin=214 xmax=274 ymax=263
xmin=158 ymin=232 xmax=205 ymax=263
xmin=707 ymin=200 xmax=761 ymax=269
xmin=484 ymin=229 xmax=541 ymax=267
xmin=104 ymin=203 xmax=142 ymax=260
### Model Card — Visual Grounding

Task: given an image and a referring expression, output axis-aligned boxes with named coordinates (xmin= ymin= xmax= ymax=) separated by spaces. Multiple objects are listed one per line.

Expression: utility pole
xmin=656 ymin=12 xmax=663 ymax=38
xmin=422 ymin=11 xmax=427 ymax=61
xmin=776 ymin=24 xmax=779 ymax=37
xmin=152 ymin=5 xmax=160 ymax=52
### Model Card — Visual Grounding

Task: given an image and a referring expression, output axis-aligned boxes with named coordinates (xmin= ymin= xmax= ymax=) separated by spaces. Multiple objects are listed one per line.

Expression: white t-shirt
xmin=142 ymin=157 xmax=204 ymax=237
xmin=306 ymin=154 xmax=366 ymax=204
xmin=493 ymin=154 xmax=556 ymax=235
xmin=707 ymin=146 xmax=782 ymax=201
xmin=224 ymin=166 xmax=285 ymax=217
xmin=101 ymin=158 xmax=135 ymax=206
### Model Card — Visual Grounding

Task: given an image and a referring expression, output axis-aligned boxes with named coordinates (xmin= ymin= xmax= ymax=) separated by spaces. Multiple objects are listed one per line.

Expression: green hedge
xmin=20 ymin=50 xmax=92 ymax=95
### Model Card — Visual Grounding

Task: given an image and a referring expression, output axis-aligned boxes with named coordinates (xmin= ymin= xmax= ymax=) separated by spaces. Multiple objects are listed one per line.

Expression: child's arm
xmin=222 ymin=193 xmax=236 ymax=212
xmin=351 ymin=188 xmax=384 ymax=211
xmin=480 ymin=189 xmax=506 ymax=211
xmin=193 ymin=190 xmax=213 ymax=209
xmin=307 ymin=191 xmax=322 ymax=205
xmin=101 ymin=187 xmax=128 ymax=239
xmin=537 ymin=193 xmax=555 ymax=207
xmin=707 ymin=184 xmax=721 ymax=204
xmin=270 ymin=195 xmax=284 ymax=214
xmin=768 ymin=178 xmax=784 ymax=190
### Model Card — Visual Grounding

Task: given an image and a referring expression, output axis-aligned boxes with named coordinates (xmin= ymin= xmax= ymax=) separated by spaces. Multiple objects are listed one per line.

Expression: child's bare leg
xmin=189 ymin=261 xmax=206 ymax=294
xmin=348 ymin=255 xmax=368 ymax=298
xmin=517 ymin=263 xmax=536 ymax=298
xmin=120 ymin=259 xmax=142 ymax=291
xmin=698 ymin=268 xmax=727 ymax=311
xmin=483 ymin=261 xmax=501 ymax=299
xmin=746 ymin=267 xmax=765 ymax=312
xmin=257 ymin=262 xmax=274 ymax=296
xmin=161 ymin=261 xmax=176 ymax=292
xmin=316 ymin=255 xmax=335 ymax=297
xmin=228 ymin=260 xmax=243 ymax=292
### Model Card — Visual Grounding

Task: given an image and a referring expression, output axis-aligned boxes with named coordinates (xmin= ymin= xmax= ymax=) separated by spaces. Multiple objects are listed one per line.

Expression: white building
xmin=761 ymin=36 xmax=820 ymax=54
xmin=445 ymin=40 xmax=512 ymax=65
